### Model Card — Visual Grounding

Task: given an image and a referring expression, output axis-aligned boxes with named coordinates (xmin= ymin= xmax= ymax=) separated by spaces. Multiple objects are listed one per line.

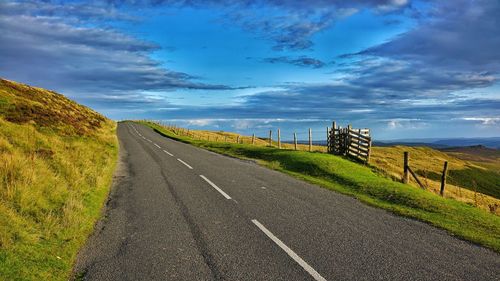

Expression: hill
xmin=375 ymin=137 xmax=500 ymax=149
xmin=440 ymin=145 xmax=500 ymax=163
xmin=0 ymin=79 xmax=118 ymax=280
xmin=370 ymin=146 xmax=500 ymax=212
xmin=0 ymin=79 xmax=106 ymax=135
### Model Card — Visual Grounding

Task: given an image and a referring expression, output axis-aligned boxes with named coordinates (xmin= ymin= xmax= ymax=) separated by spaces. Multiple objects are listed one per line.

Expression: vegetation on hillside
xmin=371 ymin=146 xmax=500 ymax=213
xmin=159 ymin=124 xmax=328 ymax=152
xmin=0 ymin=79 xmax=118 ymax=280
xmin=141 ymin=121 xmax=500 ymax=253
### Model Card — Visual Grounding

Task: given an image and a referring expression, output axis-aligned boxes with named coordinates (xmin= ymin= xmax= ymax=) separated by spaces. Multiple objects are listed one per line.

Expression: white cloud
xmin=462 ymin=117 xmax=500 ymax=125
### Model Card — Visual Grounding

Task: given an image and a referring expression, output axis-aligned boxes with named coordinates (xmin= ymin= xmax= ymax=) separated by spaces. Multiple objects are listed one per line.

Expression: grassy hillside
xmin=141 ymin=121 xmax=500 ymax=252
xmin=160 ymin=124 xmax=329 ymax=152
xmin=0 ymin=79 xmax=118 ymax=280
xmin=371 ymin=146 xmax=500 ymax=213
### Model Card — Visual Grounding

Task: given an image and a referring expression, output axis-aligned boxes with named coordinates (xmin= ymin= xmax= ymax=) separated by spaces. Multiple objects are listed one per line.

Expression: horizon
xmin=1 ymin=0 xmax=499 ymax=140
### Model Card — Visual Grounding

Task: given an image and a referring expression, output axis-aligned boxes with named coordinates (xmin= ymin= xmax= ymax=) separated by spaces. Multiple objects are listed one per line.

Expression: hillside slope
xmin=0 ymin=79 xmax=118 ymax=280
xmin=371 ymin=146 xmax=500 ymax=212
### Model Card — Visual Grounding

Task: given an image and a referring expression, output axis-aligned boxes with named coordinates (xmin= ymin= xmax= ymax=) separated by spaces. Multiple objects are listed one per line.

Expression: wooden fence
xmin=327 ymin=121 xmax=372 ymax=163
xmin=152 ymin=119 xmax=372 ymax=163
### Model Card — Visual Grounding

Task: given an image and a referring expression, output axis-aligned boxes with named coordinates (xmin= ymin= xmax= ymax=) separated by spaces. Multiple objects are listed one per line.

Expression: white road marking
xmin=147 ymin=139 xmax=152 ymax=143
xmin=199 ymin=175 xmax=231 ymax=200
xmin=177 ymin=158 xmax=193 ymax=169
xmin=154 ymin=143 xmax=161 ymax=148
xmin=163 ymin=150 xmax=174 ymax=156
xmin=251 ymin=220 xmax=327 ymax=281
xmin=261 ymin=186 xmax=267 ymax=189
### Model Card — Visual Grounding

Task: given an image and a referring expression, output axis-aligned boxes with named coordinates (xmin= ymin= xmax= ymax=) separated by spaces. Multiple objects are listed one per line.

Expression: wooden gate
xmin=327 ymin=121 xmax=372 ymax=163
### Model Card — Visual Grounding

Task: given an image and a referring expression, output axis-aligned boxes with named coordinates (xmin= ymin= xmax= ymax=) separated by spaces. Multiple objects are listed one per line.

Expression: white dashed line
xmin=163 ymin=150 xmax=174 ymax=156
xmin=147 ymin=139 xmax=152 ymax=143
xmin=177 ymin=158 xmax=193 ymax=169
xmin=251 ymin=220 xmax=327 ymax=281
xmin=154 ymin=143 xmax=161 ymax=148
xmin=199 ymin=175 xmax=231 ymax=200
xmin=261 ymin=186 xmax=267 ymax=189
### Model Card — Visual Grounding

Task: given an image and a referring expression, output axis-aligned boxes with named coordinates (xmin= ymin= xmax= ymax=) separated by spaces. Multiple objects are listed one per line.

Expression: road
xmin=74 ymin=122 xmax=500 ymax=280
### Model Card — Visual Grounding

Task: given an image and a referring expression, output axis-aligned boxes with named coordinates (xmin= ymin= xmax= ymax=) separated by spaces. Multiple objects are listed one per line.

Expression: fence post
xmin=269 ymin=130 xmax=272 ymax=146
xmin=347 ymin=124 xmax=352 ymax=156
xmin=440 ymin=161 xmax=448 ymax=196
xmin=237 ymin=136 xmax=240 ymax=144
xmin=294 ymin=133 xmax=297 ymax=150
xmin=331 ymin=121 xmax=337 ymax=154
xmin=366 ymin=138 xmax=372 ymax=164
xmin=326 ymin=126 xmax=329 ymax=152
xmin=308 ymin=128 xmax=312 ymax=152
xmin=252 ymin=133 xmax=255 ymax=145
xmin=278 ymin=129 xmax=281 ymax=149
xmin=403 ymin=152 xmax=409 ymax=184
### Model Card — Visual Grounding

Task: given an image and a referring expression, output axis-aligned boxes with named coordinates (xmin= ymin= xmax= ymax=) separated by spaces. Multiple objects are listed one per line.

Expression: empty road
xmin=74 ymin=122 xmax=500 ymax=280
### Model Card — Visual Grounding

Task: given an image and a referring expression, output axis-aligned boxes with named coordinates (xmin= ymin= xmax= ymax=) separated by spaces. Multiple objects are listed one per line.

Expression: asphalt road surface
xmin=74 ymin=122 xmax=500 ymax=280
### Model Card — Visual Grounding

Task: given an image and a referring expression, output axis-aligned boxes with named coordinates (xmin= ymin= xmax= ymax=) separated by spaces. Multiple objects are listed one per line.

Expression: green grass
xmin=370 ymin=146 xmax=500 ymax=214
xmin=420 ymin=166 xmax=500 ymax=199
xmin=372 ymin=146 xmax=500 ymax=199
xmin=141 ymin=121 xmax=500 ymax=253
xmin=0 ymin=79 xmax=118 ymax=280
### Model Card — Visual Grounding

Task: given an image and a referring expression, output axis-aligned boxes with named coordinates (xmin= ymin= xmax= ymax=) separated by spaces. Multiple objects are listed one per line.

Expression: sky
xmin=1 ymin=0 xmax=499 ymax=140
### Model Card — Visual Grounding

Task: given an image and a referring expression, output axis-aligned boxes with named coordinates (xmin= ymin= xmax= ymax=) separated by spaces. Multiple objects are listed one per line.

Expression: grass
xmin=140 ymin=121 xmax=500 ymax=253
xmin=371 ymin=146 xmax=500 ymax=213
xmin=162 ymin=124 xmax=328 ymax=152
xmin=0 ymin=79 xmax=118 ymax=280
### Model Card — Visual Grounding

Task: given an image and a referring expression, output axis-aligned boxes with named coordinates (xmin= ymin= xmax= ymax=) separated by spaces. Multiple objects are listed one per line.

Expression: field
xmin=370 ymin=146 xmax=500 ymax=214
xmin=141 ymin=121 xmax=500 ymax=252
xmin=0 ymin=79 xmax=118 ymax=280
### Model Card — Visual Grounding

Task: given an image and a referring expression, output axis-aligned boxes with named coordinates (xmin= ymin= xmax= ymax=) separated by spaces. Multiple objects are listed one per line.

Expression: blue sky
xmin=1 ymin=0 xmax=499 ymax=140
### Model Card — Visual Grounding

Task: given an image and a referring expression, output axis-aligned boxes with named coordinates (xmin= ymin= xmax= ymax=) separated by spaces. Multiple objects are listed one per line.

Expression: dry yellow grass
xmin=370 ymin=146 xmax=500 ymax=215
xmin=164 ymin=125 xmax=327 ymax=152
xmin=0 ymin=79 xmax=118 ymax=280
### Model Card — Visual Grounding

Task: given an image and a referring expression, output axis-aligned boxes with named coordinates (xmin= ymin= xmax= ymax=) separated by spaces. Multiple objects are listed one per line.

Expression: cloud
xmin=221 ymin=0 xmax=409 ymax=50
xmin=346 ymin=0 xmax=500 ymax=74
xmin=263 ymin=56 xmax=330 ymax=68
xmin=461 ymin=117 xmax=500 ymax=126
xmin=105 ymin=0 xmax=410 ymax=51
xmin=0 ymin=0 xmax=137 ymax=21
xmin=0 ymin=3 xmax=239 ymax=103
xmin=386 ymin=118 xmax=425 ymax=130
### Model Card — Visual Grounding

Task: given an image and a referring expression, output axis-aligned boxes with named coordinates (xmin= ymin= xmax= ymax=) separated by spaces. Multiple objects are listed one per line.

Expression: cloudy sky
xmin=1 ymin=0 xmax=499 ymax=140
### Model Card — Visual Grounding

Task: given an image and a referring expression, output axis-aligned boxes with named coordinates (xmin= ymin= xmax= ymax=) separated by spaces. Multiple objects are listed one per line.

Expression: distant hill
xmin=375 ymin=137 xmax=500 ymax=149
xmin=441 ymin=145 xmax=500 ymax=161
